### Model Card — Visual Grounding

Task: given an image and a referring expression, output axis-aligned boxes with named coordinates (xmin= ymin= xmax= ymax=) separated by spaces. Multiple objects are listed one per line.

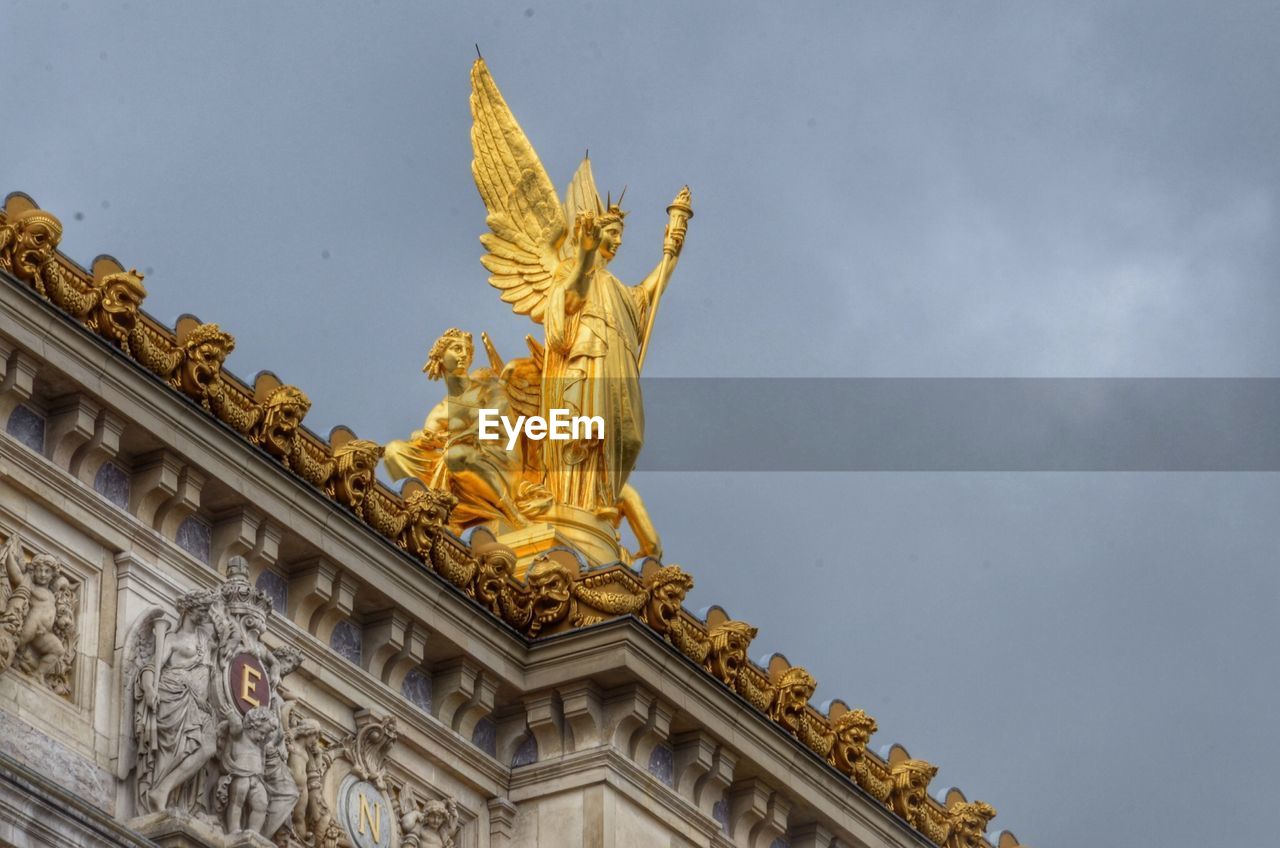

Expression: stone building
xmin=0 ymin=192 xmax=1028 ymax=847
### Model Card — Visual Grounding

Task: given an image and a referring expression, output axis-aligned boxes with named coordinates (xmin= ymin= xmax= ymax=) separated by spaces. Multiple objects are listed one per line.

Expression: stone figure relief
xmin=123 ymin=556 xmax=304 ymax=842
xmin=0 ymin=531 xmax=80 ymax=698
xmin=126 ymin=595 xmax=218 ymax=816
xmin=118 ymin=561 xmax=473 ymax=848
xmin=215 ymin=704 xmax=281 ymax=834
xmin=282 ymin=707 xmax=340 ymax=845
xmin=398 ymin=784 xmax=460 ymax=848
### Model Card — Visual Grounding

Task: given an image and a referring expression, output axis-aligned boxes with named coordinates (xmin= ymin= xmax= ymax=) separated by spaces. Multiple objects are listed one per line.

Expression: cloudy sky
xmin=5 ymin=2 xmax=1279 ymax=845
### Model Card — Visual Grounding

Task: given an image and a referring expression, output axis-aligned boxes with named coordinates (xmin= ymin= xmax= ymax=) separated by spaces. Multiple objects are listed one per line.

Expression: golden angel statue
xmin=385 ymin=58 xmax=686 ymax=564
xmin=471 ymin=57 xmax=690 ymax=514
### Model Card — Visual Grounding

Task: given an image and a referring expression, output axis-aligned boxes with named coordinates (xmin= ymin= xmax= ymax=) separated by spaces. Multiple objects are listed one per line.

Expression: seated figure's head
xmin=424 ymin=328 xmax=474 ymax=381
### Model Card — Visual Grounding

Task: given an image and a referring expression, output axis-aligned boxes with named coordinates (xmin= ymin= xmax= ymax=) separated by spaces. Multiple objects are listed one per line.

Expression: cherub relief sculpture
xmin=0 ymin=532 xmax=79 ymax=697
xmin=398 ymin=785 xmax=460 ymax=848
xmin=215 ymin=704 xmax=280 ymax=835
xmin=282 ymin=712 xmax=338 ymax=844
xmin=209 ymin=561 xmax=301 ymax=838
xmin=316 ymin=817 xmax=350 ymax=848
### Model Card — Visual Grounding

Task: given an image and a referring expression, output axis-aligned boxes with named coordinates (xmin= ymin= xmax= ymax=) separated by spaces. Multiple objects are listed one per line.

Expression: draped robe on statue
xmin=542 ymin=265 xmax=655 ymax=513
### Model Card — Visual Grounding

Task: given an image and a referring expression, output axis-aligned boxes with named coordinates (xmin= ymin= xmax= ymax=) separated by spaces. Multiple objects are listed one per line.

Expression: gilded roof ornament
xmin=384 ymin=59 xmax=694 ymax=564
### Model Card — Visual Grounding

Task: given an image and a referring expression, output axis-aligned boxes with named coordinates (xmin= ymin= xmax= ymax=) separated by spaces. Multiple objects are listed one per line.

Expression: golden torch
xmin=637 ymin=186 xmax=693 ymax=371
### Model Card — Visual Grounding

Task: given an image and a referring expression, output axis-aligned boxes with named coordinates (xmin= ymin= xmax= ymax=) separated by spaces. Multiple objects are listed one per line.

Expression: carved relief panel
xmin=0 ymin=529 xmax=84 ymax=701
xmin=121 ymin=556 xmax=304 ymax=842
xmin=120 ymin=565 xmax=469 ymax=848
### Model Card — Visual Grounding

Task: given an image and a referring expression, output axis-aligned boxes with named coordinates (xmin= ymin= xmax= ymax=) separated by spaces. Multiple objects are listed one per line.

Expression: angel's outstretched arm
xmin=634 ymin=264 xmax=665 ymax=319
xmin=635 ymin=223 xmax=687 ymax=310
xmin=634 ymin=190 xmax=691 ymax=320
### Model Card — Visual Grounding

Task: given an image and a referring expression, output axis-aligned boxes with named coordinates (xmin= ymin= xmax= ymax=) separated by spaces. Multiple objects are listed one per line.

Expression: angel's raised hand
xmin=576 ymin=211 xmax=600 ymax=252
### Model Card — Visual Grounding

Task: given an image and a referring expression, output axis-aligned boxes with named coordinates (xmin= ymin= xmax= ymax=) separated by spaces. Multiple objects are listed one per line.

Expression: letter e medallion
xmin=228 ymin=653 xmax=269 ymax=714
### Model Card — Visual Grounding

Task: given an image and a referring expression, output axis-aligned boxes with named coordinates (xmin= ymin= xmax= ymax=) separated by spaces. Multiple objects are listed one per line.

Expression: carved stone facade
xmin=0 ymin=196 xmax=1029 ymax=848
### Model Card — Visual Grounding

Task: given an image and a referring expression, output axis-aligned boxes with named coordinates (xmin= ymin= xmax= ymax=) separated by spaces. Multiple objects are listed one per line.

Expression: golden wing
xmin=471 ymin=58 xmax=566 ymax=324
xmin=500 ymin=336 xmax=545 ymax=419
xmin=560 ymin=157 xmax=603 ymax=262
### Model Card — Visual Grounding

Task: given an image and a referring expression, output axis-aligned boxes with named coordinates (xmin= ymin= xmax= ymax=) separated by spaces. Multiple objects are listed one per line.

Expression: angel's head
xmin=424 ymin=329 xmax=474 ymax=381
xmin=597 ymin=203 xmax=627 ymax=261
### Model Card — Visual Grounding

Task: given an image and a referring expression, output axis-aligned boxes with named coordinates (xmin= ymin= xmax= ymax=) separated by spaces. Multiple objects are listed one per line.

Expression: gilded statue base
xmin=497 ymin=504 xmax=623 ymax=576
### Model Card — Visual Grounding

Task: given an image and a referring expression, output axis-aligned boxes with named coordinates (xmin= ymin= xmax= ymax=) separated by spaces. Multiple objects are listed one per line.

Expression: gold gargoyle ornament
xmin=385 ymin=58 xmax=689 ymax=565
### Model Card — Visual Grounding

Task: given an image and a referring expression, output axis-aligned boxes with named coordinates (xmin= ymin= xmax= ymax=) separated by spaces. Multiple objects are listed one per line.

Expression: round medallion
xmin=337 ymin=775 xmax=395 ymax=848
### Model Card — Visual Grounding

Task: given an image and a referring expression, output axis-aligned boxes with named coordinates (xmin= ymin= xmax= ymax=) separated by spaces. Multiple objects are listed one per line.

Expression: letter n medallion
xmin=337 ymin=775 xmax=394 ymax=848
